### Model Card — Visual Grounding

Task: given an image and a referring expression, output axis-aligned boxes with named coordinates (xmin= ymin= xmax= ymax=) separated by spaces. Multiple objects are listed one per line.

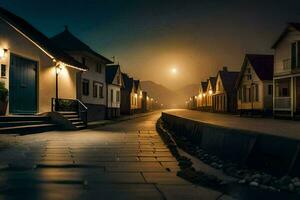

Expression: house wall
xmin=120 ymin=89 xmax=130 ymax=114
xmin=68 ymin=53 xmax=107 ymax=106
xmin=274 ymin=28 xmax=300 ymax=76
xmin=213 ymin=74 xmax=227 ymax=112
xmin=0 ymin=19 xmax=77 ymax=115
xmin=107 ymin=84 xmax=121 ymax=108
xmin=237 ymin=62 xmax=266 ymax=110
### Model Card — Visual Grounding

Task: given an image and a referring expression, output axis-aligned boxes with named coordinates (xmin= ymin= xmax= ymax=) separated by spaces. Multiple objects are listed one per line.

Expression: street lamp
xmin=55 ymin=64 xmax=63 ymax=100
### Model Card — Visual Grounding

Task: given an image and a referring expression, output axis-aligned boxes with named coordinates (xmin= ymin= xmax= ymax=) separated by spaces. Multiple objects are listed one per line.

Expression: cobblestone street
xmin=0 ymin=112 xmax=229 ymax=200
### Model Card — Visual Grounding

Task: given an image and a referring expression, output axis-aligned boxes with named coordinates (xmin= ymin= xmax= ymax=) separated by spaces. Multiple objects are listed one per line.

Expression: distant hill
xmin=175 ymin=84 xmax=199 ymax=101
xmin=140 ymin=81 xmax=199 ymax=108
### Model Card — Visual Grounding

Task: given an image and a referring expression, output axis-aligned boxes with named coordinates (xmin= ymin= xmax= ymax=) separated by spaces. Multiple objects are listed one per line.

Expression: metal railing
xmin=51 ymin=98 xmax=88 ymax=127
xmin=274 ymin=97 xmax=291 ymax=110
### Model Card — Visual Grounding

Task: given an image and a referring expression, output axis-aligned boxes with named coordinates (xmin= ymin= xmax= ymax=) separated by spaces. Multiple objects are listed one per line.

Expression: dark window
xmin=282 ymin=88 xmax=289 ymax=97
xmin=298 ymin=41 xmax=300 ymax=67
xmin=238 ymin=88 xmax=242 ymax=100
xmin=243 ymin=85 xmax=247 ymax=102
xmin=96 ymin=63 xmax=102 ymax=73
xmin=1 ymin=64 xmax=6 ymax=77
xmin=99 ymin=84 xmax=104 ymax=98
xmin=82 ymin=57 xmax=86 ymax=65
xmin=116 ymin=91 xmax=120 ymax=102
xmin=292 ymin=42 xmax=297 ymax=69
xmin=93 ymin=82 xmax=98 ymax=97
xmin=111 ymin=89 xmax=113 ymax=102
xmin=268 ymin=85 xmax=273 ymax=95
xmin=255 ymin=84 xmax=259 ymax=102
xmin=82 ymin=79 xmax=89 ymax=96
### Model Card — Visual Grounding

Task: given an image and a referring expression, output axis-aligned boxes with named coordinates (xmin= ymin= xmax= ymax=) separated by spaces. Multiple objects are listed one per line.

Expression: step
xmin=68 ymin=118 xmax=82 ymax=122
xmin=0 ymin=121 xmax=46 ymax=128
xmin=72 ymin=121 xmax=85 ymax=126
xmin=63 ymin=115 xmax=79 ymax=119
xmin=58 ymin=111 xmax=78 ymax=115
xmin=0 ymin=116 xmax=50 ymax=122
xmin=0 ymin=124 xmax=59 ymax=135
xmin=75 ymin=124 xmax=87 ymax=130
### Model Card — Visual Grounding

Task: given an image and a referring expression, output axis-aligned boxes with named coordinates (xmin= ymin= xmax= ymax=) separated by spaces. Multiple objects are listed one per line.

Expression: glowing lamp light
xmin=203 ymin=93 xmax=206 ymax=97
xmin=56 ymin=66 xmax=63 ymax=75
xmin=199 ymin=94 xmax=202 ymax=99
xmin=0 ymin=49 xmax=7 ymax=59
xmin=209 ymin=90 xmax=213 ymax=95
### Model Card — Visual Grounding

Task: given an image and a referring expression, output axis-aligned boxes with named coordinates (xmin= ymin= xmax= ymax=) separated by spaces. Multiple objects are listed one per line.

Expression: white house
xmin=272 ymin=23 xmax=300 ymax=118
xmin=236 ymin=54 xmax=274 ymax=115
xmin=106 ymin=64 xmax=123 ymax=119
xmin=196 ymin=81 xmax=208 ymax=110
xmin=206 ymin=77 xmax=217 ymax=111
xmin=213 ymin=67 xmax=239 ymax=113
xmin=51 ymin=27 xmax=113 ymax=121
xmin=0 ymin=7 xmax=86 ymax=116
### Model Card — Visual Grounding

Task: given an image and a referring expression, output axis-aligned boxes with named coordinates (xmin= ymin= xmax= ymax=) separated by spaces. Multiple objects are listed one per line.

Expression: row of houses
xmin=0 ymin=7 xmax=158 ymax=129
xmin=187 ymin=22 xmax=300 ymax=119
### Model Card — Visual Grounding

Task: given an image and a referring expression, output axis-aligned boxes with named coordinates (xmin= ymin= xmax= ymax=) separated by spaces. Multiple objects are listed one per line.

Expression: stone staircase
xmin=0 ymin=116 xmax=59 ymax=135
xmin=58 ymin=112 xmax=87 ymax=130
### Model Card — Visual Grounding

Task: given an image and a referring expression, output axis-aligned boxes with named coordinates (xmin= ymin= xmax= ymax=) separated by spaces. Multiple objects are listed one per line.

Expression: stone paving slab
xmin=0 ymin=112 xmax=227 ymax=199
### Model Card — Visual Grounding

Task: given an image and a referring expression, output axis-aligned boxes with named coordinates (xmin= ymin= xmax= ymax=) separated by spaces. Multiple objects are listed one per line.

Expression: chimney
xmin=223 ymin=66 xmax=228 ymax=72
xmin=64 ymin=25 xmax=69 ymax=31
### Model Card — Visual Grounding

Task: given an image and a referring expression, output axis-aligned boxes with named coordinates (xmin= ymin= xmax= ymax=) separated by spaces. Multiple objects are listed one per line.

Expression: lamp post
xmin=55 ymin=64 xmax=63 ymax=101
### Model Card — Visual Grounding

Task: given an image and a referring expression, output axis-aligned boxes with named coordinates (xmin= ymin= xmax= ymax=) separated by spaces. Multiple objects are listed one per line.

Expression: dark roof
xmin=219 ymin=70 xmax=239 ymax=93
xmin=134 ymin=80 xmax=140 ymax=92
xmin=200 ymin=81 xmax=208 ymax=92
xmin=272 ymin=23 xmax=300 ymax=48
xmin=0 ymin=7 xmax=86 ymax=70
xmin=51 ymin=27 xmax=113 ymax=64
xmin=106 ymin=65 xmax=119 ymax=84
xmin=247 ymin=54 xmax=274 ymax=80
xmin=236 ymin=54 xmax=274 ymax=88
xmin=121 ymin=73 xmax=133 ymax=91
xmin=208 ymin=77 xmax=217 ymax=91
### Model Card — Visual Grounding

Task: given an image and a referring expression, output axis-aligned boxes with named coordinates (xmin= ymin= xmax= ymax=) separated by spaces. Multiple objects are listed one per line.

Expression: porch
xmin=274 ymin=76 xmax=300 ymax=118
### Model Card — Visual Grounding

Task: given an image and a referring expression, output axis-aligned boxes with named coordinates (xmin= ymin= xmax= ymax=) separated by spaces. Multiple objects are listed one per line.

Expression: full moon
xmin=171 ymin=68 xmax=177 ymax=74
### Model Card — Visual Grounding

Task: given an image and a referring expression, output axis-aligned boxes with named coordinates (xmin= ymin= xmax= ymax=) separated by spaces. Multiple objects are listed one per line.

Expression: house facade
xmin=197 ymin=81 xmax=208 ymax=110
xmin=134 ymin=80 xmax=143 ymax=113
xmin=51 ymin=28 xmax=113 ymax=121
xmin=120 ymin=73 xmax=136 ymax=115
xmin=212 ymin=67 xmax=239 ymax=113
xmin=0 ymin=7 xmax=86 ymax=115
xmin=106 ymin=64 xmax=123 ymax=119
xmin=236 ymin=54 xmax=274 ymax=115
xmin=272 ymin=23 xmax=300 ymax=118
xmin=206 ymin=77 xmax=217 ymax=111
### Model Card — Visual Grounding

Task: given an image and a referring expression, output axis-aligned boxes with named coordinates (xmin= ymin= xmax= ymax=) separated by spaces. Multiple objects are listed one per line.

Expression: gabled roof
xmin=51 ymin=27 xmax=113 ymax=64
xmin=218 ymin=70 xmax=239 ymax=93
xmin=134 ymin=80 xmax=141 ymax=92
xmin=208 ymin=77 xmax=217 ymax=91
xmin=0 ymin=7 xmax=87 ymax=70
xmin=121 ymin=73 xmax=134 ymax=91
xmin=200 ymin=81 xmax=208 ymax=93
xmin=272 ymin=23 xmax=300 ymax=49
xmin=106 ymin=64 xmax=120 ymax=84
xmin=236 ymin=54 xmax=274 ymax=88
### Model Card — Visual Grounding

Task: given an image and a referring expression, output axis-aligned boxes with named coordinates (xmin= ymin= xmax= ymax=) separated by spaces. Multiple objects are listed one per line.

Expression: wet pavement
xmin=0 ymin=112 xmax=231 ymax=200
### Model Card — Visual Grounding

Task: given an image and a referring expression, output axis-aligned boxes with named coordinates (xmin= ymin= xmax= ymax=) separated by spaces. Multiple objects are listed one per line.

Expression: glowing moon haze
xmin=171 ymin=68 xmax=178 ymax=75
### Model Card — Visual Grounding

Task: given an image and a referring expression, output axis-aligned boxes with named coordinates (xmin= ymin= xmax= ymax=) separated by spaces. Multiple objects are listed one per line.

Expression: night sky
xmin=1 ymin=0 xmax=300 ymax=90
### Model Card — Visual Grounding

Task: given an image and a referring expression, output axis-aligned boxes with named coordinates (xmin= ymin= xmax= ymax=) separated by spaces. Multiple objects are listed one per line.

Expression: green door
xmin=9 ymin=54 xmax=37 ymax=114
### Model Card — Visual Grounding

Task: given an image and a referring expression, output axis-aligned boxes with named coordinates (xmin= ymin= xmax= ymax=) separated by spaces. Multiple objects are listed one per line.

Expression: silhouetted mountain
xmin=175 ymin=84 xmax=199 ymax=101
xmin=140 ymin=81 xmax=199 ymax=108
